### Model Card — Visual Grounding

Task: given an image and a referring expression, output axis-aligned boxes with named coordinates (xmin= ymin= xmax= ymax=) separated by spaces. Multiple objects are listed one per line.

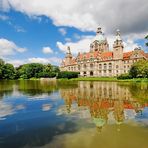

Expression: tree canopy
xmin=0 ymin=58 xmax=60 ymax=80
xmin=145 ymin=35 xmax=148 ymax=46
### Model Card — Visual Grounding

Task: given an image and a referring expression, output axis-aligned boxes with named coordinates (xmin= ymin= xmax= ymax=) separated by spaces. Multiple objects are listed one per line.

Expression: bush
xmin=57 ymin=71 xmax=79 ymax=79
xmin=117 ymin=73 xmax=131 ymax=80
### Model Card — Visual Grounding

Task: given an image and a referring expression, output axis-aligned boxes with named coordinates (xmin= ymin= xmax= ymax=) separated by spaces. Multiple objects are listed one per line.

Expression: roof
xmin=123 ymin=51 xmax=133 ymax=59
xmin=78 ymin=51 xmax=99 ymax=60
xmin=63 ymin=49 xmax=147 ymax=66
xmin=78 ymin=51 xmax=113 ymax=61
xmin=100 ymin=52 xmax=113 ymax=60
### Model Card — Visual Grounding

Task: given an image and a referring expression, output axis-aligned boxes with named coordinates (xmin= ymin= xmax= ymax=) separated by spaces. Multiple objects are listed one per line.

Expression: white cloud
xmin=57 ymin=33 xmax=144 ymax=55
xmin=0 ymin=14 xmax=9 ymax=20
xmin=6 ymin=59 xmax=26 ymax=67
xmin=42 ymin=46 xmax=53 ymax=54
xmin=1 ymin=0 xmax=148 ymax=35
xmin=28 ymin=57 xmax=62 ymax=65
xmin=0 ymin=38 xmax=27 ymax=56
xmin=7 ymin=21 xmax=26 ymax=33
xmin=58 ymin=28 xmax=67 ymax=36
xmin=57 ymin=36 xmax=93 ymax=55
xmin=65 ymin=38 xmax=71 ymax=42
xmin=0 ymin=101 xmax=15 ymax=119
xmin=6 ymin=56 xmax=62 ymax=67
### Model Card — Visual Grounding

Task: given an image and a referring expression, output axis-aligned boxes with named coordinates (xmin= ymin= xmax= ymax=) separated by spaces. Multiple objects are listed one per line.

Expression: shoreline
xmin=59 ymin=77 xmax=148 ymax=82
xmin=0 ymin=77 xmax=148 ymax=83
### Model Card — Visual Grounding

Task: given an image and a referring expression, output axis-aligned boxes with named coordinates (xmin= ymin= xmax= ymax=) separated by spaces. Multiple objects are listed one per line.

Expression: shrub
xmin=57 ymin=71 xmax=79 ymax=79
xmin=117 ymin=73 xmax=131 ymax=80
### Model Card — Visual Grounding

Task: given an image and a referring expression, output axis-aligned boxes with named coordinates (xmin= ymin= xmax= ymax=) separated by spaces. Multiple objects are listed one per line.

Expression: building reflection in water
xmin=59 ymin=82 xmax=147 ymax=131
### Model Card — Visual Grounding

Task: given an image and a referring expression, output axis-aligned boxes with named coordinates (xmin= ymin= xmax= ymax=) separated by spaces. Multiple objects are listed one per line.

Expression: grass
xmin=59 ymin=77 xmax=148 ymax=82
xmin=70 ymin=77 xmax=117 ymax=81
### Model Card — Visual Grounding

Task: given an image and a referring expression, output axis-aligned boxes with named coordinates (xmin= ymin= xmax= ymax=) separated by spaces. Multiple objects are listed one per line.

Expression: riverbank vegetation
xmin=117 ymin=59 xmax=148 ymax=80
xmin=0 ymin=58 xmax=148 ymax=82
xmin=0 ymin=59 xmax=59 ymax=80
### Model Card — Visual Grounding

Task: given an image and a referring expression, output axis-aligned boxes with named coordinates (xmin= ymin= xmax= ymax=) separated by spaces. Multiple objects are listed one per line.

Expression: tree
xmin=0 ymin=59 xmax=5 ymax=79
xmin=129 ymin=60 xmax=148 ymax=78
xmin=145 ymin=35 xmax=148 ymax=46
xmin=18 ymin=63 xmax=44 ymax=79
xmin=2 ymin=63 xmax=16 ymax=79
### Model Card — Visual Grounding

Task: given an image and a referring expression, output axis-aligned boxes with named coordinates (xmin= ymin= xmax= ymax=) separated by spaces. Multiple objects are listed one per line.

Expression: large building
xmin=60 ymin=27 xmax=148 ymax=77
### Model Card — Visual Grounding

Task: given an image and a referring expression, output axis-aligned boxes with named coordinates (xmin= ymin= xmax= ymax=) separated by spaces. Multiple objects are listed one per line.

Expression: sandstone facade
xmin=60 ymin=27 xmax=148 ymax=77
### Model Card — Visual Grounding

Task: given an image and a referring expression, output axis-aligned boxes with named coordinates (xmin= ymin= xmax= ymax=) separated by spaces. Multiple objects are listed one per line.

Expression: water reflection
xmin=59 ymin=81 xmax=148 ymax=130
xmin=0 ymin=80 xmax=147 ymax=148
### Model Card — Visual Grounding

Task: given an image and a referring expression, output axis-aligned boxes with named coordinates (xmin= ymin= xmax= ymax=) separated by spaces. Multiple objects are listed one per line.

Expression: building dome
xmin=93 ymin=33 xmax=106 ymax=43
xmin=92 ymin=27 xmax=106 ymax=43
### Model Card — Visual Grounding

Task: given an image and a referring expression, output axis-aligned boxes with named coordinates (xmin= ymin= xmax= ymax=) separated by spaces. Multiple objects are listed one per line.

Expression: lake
xmin=0 ymin=80 xmax=148 ymax=148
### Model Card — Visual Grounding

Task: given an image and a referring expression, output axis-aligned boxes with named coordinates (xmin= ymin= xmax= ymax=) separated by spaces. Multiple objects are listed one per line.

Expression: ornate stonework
xmin=60 ymin=27 xmax=148 ymax=77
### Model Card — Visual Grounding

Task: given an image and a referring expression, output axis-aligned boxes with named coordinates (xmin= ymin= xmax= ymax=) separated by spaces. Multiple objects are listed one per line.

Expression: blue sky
xmin=0 ymin=0 xmax=148 ymax=66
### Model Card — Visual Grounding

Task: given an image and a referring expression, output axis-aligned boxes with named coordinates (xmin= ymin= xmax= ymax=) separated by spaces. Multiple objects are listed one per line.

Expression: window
xmin=104 ymin=63 xmax=107 ymax=69
xmin=99 ymin=64 xmax=102 ymax=69
xmin=90 ymin=71 xmax=93 ymax=76
xmin=90 ymin=63 xmax=93 ymax=69
xmin=109 ymin=63 xmax=112 ymax=69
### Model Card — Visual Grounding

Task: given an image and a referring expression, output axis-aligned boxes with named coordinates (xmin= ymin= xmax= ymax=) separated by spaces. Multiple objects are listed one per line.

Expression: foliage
xmin=117 ymin=73 xmax=131 ymax=80
xmin=57 ymin=71 xmax=79 ymax=79
xmin=129 ymin=60 xmax=148 ymax=78
xmin=0 ymin=59 xmax=16 ymax=79
xmin=2 ymin=63 xmax=16 ymax=79
xmin=17 ymin=63 xmax=59 ymax=79
xmin=18 ymin=63 xmax=44 ymax=79
xmin=0 ymin=58 xmax=60 ymax=80
xmin=145 ymin=35 xmax=148 ymax=46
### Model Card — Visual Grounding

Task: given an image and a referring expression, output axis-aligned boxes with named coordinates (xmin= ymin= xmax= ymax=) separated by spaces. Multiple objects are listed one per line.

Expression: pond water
xmin=0 ymin=80 xmax=148 ymax=148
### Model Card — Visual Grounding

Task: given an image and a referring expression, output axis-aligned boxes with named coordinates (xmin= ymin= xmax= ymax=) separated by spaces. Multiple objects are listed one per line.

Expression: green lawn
xmin=65 ymin=77 xmax=148 ymax=82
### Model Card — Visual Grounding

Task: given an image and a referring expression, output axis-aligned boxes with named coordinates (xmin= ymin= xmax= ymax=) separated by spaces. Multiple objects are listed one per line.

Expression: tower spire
xmin=115 ymin=29 xmax=122 ymax=41
xmin=96 ymin=26 xmax=102 ymax=34
xmin=66 ymin=46 xmax=72 ymax=58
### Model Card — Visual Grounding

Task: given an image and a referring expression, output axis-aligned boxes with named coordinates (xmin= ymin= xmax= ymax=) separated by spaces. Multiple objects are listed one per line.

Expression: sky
xmin=0 ymin=0 xmax=148 ymax=67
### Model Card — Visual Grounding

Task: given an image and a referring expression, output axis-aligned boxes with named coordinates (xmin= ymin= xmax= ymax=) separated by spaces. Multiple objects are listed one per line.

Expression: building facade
xmin=60 ymin=27 xmax=148 ymax=77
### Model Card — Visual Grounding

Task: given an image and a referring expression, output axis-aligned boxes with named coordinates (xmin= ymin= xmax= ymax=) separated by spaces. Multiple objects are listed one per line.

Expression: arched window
xmin=99 ymin=64 xmax=102 ymax=69
xmin=90 ymin=71 xmax=93 ymax=76
xmin=109 ymin=63 xmax=112 ymax=69
xmin=104 ymin=63 xmax=107 ymax=69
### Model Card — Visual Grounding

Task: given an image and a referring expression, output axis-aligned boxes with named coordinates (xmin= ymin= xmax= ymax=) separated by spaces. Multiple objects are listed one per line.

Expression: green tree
xmin=18 ymin=63 xmax=44 ymax=79
xmin=0 ymin=59 xmax=5 ymax=79
xmin=145 ymin=35 xmax=148 ymax=46
xmin=129 ymin=60 xmax=148 ymax=78
xmin=2 ymin=63 xmax=16 ymax=79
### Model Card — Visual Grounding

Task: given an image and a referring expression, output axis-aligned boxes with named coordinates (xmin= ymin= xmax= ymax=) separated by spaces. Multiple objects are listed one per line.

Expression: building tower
xmin=65 ymin=46 xmax=72 ymax=65
xmin=113 ymin=29 xmax=124 ymax=59
xmin=90 ymin=27 xmax=109 ymax=53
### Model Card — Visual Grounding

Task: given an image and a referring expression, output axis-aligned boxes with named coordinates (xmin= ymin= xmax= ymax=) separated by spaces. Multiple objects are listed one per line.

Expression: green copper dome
xmin=93 ymin=33 xmax=106 ymax=43
xmin=92 ymin=27 xmax=106 ymax=43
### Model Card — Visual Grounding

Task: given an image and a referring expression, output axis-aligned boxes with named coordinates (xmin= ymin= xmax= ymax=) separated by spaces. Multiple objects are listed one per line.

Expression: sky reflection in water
xmin=0 ymin=80 xmax=148 ymax=148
